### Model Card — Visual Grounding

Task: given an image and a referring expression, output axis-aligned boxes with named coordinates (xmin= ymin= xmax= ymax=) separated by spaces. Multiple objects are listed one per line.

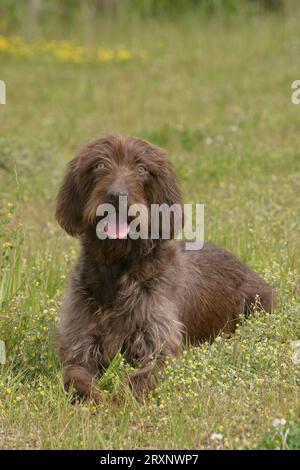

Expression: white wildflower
xmin=0 ymin=340 xmax=6 ymax=365
xmin=210 ymin=432 xmax=223 ymax=441
xmin=291 ymin=341 xmax=300 ymax=365
xmin=272 ymin=418 xmax=286 ymax=429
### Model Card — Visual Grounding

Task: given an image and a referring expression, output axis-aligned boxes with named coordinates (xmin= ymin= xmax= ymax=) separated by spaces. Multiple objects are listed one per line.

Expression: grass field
xmin=0 ymin=9 xmax=300 ymax=449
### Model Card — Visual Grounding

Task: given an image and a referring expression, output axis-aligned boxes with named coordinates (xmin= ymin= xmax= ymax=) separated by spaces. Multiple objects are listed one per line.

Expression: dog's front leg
xmin=127 ymin=361 xmax=160 ymax=400
xmin=56 ymin=304 xmax=105 ymax=404
xmin=59 ymin=337 xmax=103 ymax=404
xmin=63 ymin=363 xmax=102 ymax=404
xmin=126 ymin=318 xmax=183 ymax=399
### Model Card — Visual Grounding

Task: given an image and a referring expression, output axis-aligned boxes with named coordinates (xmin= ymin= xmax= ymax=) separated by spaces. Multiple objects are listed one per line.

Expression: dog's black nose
xmin=107 ymin=187 xmax=129 ymax=206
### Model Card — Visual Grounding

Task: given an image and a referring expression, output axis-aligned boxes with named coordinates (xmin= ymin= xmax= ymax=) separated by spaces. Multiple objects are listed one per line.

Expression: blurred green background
xmin=0 ymin=0 xmax=299 ymax=451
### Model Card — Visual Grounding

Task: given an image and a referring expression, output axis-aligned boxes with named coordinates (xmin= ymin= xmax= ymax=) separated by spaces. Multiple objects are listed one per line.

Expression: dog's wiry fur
xmin=55 ymin=134 xmax=276 ymax=402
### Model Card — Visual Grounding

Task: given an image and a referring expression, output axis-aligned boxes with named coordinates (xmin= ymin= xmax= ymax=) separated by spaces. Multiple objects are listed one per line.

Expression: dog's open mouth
xmin=104 ymin=216 xmax=130 ymax=239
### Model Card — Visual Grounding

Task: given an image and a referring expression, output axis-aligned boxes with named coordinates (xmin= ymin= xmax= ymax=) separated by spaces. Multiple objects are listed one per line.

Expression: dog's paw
xmin=127 ymin=370 xmax=157 ymax=401
xmin=63 ymin=365 xmax=101 ymax=405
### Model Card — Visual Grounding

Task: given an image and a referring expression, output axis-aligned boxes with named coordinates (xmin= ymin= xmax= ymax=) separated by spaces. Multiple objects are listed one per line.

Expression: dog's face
xmin=55 ymin=135 xmax=182 ymax=261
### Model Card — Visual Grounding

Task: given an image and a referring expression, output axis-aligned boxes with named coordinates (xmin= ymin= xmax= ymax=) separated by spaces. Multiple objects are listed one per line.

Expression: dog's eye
xmin=94 ymin=161 xmax=106 ymax=170
xmin=137 ymin=165 xmax=147 ymax=175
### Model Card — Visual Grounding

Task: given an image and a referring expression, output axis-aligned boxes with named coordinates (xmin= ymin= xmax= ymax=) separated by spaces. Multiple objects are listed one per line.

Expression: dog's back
xmin=178 ymin=242 xmax=277 ymax=343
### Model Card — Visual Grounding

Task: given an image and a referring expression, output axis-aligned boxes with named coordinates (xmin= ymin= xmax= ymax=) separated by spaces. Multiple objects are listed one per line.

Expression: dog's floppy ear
xmin=147 ymin=144 xmax=182 ymax=209
xmin=151 ymin=151 xmax=183 ymax=239
xmin=55 ymin=157 xmax=84 ymax=237
xmin=158 ymin=160 xmax=182 ymax=208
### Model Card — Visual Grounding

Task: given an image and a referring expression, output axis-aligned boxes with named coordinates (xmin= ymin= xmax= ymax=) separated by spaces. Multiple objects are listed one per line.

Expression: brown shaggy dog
xmin=55 ymin=134 xmax=276 ymax=402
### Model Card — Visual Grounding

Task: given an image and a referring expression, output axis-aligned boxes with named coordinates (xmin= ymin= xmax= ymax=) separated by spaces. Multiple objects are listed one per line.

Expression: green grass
xmin=0 ymin=11 xmax=300 ymax=449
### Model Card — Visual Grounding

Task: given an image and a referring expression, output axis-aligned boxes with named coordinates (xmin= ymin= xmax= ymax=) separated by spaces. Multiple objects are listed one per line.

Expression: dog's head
xmin=55 ymin=135 xmax=182 ymax=261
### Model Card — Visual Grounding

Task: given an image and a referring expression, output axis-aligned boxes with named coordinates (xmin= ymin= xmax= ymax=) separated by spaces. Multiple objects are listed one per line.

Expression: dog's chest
xmin=90 ymin=261 xmax=128 ymax=307
xmin=91 ymin=259 xmax=157 ymax=308
xmin=93 ymin=275 xmax=161 ymax=365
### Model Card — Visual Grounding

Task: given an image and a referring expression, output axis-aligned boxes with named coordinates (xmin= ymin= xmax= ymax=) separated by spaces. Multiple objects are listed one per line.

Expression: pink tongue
xmin=104 ymin=219 xmax=129 ymax=239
